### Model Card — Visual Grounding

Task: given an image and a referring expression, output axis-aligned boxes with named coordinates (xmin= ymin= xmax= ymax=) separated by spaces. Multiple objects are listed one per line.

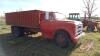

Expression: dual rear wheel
xmin=11 ymin=26 xmax=24 ymax=37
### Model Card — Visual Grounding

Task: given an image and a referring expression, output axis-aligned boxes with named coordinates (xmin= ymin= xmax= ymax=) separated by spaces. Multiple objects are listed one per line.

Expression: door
xmin=40 ymin=12 xmax=55 ymax=39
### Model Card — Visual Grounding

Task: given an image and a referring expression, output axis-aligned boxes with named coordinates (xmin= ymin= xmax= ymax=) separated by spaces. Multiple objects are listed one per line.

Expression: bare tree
xmin=83 ymin=0 xmax=97 ymax=20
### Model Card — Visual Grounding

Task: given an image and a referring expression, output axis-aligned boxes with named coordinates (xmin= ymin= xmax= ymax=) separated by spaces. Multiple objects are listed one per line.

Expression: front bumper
xmin=74 ymin=32 xmax=85 ymax=40
xmin=73 ymin=32 xmax=85 ymax=44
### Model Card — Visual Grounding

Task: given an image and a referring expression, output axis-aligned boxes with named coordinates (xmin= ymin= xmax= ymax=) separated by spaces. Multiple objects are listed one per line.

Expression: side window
xmin=45 ymin=12 xmax=55 ymax=20
xmin=49 ymin=12 xmax=55 ymax=20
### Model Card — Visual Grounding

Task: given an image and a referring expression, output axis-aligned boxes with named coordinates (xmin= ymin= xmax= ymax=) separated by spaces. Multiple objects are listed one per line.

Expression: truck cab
xmin=40 ymin=12 xmax=83 ymax=45
xmin=5 ymin=10 xmax=83 ymax=48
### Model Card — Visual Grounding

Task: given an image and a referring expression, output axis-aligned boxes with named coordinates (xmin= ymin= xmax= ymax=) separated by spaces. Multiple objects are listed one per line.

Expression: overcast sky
xmin=0 ymin=0 xmax=100 ymax=16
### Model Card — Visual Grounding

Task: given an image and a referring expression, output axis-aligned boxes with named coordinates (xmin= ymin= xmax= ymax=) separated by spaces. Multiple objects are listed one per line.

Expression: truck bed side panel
xmin=5 ymin=10 xmax=40 ymax=28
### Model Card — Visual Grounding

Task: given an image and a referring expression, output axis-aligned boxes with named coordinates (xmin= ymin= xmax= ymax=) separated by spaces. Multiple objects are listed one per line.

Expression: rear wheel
xmin=11 ymin=26 xmax=24 ymax=37
xmin=54 ymin=31 xmax=73 ymax=48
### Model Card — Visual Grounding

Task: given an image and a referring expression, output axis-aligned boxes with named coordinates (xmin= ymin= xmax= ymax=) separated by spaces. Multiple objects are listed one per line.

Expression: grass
xmin=70 ymin=32 xmax=100 ymax=56
xmin=0 ymin=18 xmax=10 ymax=34
xmin=0 ymin=18 xmax=100 ymax=56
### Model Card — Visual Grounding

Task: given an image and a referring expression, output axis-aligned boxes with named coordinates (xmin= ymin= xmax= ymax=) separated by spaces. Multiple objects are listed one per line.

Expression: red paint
xmin=5 ymin=10 xmax=42 ymax=28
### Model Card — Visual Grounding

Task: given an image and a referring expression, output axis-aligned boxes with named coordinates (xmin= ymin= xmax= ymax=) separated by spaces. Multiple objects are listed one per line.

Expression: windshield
xmin=54 ymin=13 xmax=66 ymax=21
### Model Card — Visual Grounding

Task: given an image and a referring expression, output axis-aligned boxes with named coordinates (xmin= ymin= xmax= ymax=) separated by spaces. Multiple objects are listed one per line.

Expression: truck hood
xmin=73 ymin=21 xmax=82 ymax=25
xmin=64 ymin=19 xmax=82 ymax=25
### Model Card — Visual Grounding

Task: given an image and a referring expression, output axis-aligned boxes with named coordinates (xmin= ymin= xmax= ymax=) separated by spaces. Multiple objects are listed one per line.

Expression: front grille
xmin=76 ymin=24 xmax=83 ymax=35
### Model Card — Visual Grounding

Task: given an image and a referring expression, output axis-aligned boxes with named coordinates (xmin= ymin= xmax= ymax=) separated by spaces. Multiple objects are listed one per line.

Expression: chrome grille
xmin=76 ymin=24 xmax=83 ymax=35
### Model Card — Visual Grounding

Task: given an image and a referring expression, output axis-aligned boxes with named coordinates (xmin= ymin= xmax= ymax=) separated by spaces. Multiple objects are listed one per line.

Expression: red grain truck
xmin=5 ymin=10 xmax=83 ymax=47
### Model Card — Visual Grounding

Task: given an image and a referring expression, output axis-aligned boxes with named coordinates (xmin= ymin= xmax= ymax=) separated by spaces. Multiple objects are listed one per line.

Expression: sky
xmin=0 ymin=0 xmax=100 ymax=17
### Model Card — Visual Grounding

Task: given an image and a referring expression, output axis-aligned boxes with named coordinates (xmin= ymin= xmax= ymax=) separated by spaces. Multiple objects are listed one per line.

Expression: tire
xmin=54 ymin=31 xmax=73 ymax=48
xmin=11 ymin=26 xmax=24 ymax=37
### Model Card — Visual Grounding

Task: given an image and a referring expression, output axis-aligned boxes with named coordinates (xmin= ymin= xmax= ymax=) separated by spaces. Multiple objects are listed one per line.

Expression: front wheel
xmin=54 ymin=31 xmax=73 ymax=48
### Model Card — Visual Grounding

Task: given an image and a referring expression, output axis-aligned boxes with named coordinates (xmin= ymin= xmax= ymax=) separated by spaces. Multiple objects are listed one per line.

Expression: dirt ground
xmin=0 ymin=33 xmax=77 ymax=56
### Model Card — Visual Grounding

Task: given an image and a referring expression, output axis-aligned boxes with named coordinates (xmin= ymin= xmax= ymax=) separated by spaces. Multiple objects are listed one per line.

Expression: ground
xmin=0 ymin=18 xmax=100 ymax=56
